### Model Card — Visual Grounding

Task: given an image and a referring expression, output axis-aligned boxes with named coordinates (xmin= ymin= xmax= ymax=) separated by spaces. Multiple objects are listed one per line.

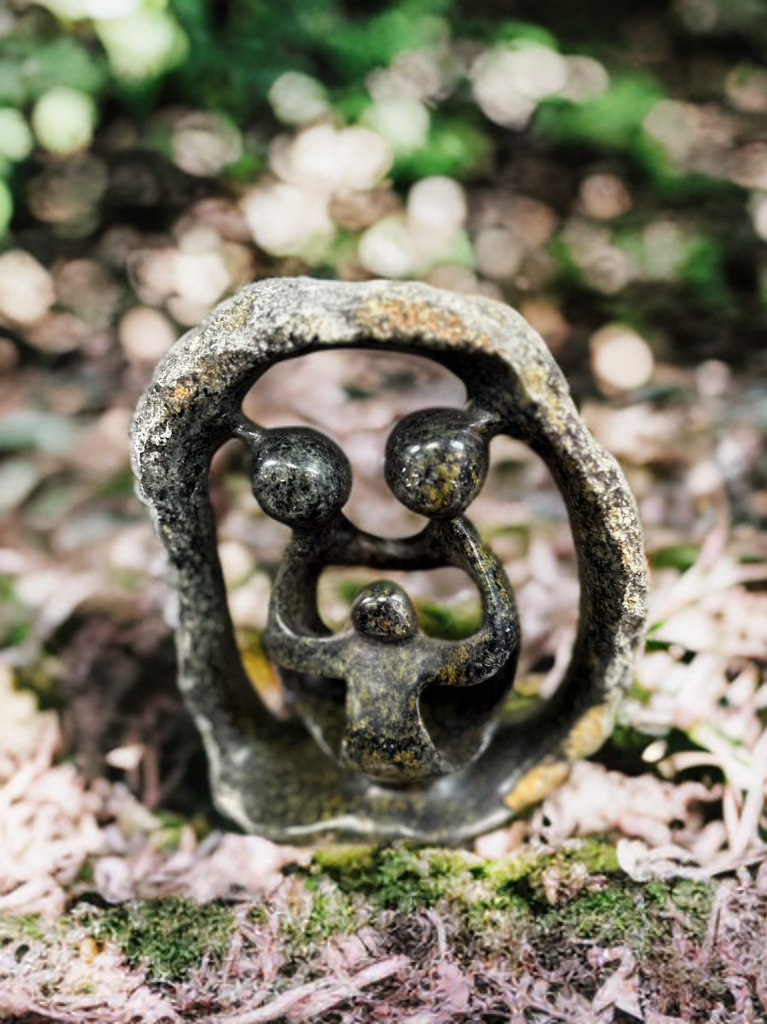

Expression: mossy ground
xmin=0 ymin=840 xmax=747 ymax=1020
xmin=305 ymin=840 xmax=715 ymax=959
xmin=4 ymin=841 xmax=714 ymax=978
xmin=78 ymin=896 xmax=236 ymax=982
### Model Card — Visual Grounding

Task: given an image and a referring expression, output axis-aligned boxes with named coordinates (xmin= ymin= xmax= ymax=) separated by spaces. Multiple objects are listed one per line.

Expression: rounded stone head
xmin=250 ymin=427 xmax=351 ymax=527
xmin=351 ymin=580 xmax=419 ymax=643
xmin=385 ymin=407 xmax=489 ymax=518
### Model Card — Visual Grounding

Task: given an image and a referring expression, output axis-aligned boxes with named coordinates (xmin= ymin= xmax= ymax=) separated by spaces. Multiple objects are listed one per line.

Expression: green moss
xmin=312 ymin=843 xmax=479 ymax=912
xmin=481 ymin=839 xmax=620 ymax=904
xmin=309 ymin=843 xmax=536 ymax=960
xmin=5 ymin=852 xmax=716 ymax=993
xmin=462 ymin=895 xmax=532 ymax=957
xmin=0 ymin=914 xmax=46 ymax=945
xmin=310 ymin=840 xmax=620 ymax=942
xmin=289 ymin=842 xmax=716 ymax=971
xmin=280 ymin=881 xmax=361 ymax=955
xmin=567 ymin=838 xmax=621 ymax=875
xmin=648 ymin=878 xmax=714 ymax=941
xmin=312 ymin=841 xmax=622 ymax=911
xmin=93 ymin=897 xmax=234 ymax=981
xmin=549 ymin=884 xmax=648 ymax=945
xmin=547 ymin=877 xmax=714 ymax=952
xmin=149 ymin=811 xmax=212 ymax=853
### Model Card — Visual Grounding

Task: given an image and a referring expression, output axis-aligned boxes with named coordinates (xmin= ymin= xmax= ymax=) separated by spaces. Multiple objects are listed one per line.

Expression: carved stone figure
xmin=131 ymin=278 xmax=648 ymax=842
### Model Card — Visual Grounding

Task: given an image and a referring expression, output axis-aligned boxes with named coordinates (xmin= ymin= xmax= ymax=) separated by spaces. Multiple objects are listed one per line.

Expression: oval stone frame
xmin=131 ymin=278 xmax=648 ymax=843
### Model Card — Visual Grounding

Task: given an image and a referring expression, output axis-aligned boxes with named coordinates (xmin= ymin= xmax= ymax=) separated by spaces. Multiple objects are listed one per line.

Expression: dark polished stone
xmin=351 ymin=581 xmax=419 ymax=642
xmin=132 ymin=278 xmax=648 ymax=843
xmin=385 ymin=407 xmax=490 ymax=518
xmin=251 ymin=427 xmax=351 ymax=527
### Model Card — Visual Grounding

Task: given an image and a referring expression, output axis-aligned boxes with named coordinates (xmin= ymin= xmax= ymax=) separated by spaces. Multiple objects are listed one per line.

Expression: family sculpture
xmin=132 ymin=278 xmax=647 ymax=842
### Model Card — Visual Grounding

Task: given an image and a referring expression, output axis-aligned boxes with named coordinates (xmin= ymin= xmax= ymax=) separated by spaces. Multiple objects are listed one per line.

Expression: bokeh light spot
xmin=171 ymin=112 xmax=243 ymax=177
xmin=590 ymin=324 xmax=654 ymax=394
xmin=96 ymin=9 xmax=188 ymax=82
xmin=362 ymin=98 xmax=430 ymax=155
xmin=579 ymin=173 xmax=632 ymax=221
xmin=32 ymin=87 xmax=96 ymax=154
xmin=268 ymin=72 xmax=330 ymax=126
xmin=0 ymin=250 xmax=55 ymax=324
xmin=0 ymin=109 xmax=34 ymax=162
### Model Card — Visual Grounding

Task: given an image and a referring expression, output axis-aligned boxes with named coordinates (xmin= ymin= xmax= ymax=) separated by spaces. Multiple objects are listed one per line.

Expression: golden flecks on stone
xmin=213 ymin=291 xmax=256 ymax=332
xmin=393 ymin=748 xmax=420 ymax=768
xmin=164 ymin=376 xmax=196 ymax=413
xmin=518 ymin=357 xmax=550 ymax=402
xmin=356 ymin=295 xmax=476 ymax=347
xmin=503 ymin=758 xmax=571 ymax=813
xmin=562 ymin=702 xmax=614 ymax=760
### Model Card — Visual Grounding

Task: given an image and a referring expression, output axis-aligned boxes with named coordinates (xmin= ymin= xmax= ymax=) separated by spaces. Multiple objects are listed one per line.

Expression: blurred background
xmin=1 ymin=0 xmax=767 ymax=862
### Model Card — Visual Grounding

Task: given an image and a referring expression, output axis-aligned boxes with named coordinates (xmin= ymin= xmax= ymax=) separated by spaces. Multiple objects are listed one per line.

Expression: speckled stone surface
xmin=131 ymin=277 xmax=648 ymax=843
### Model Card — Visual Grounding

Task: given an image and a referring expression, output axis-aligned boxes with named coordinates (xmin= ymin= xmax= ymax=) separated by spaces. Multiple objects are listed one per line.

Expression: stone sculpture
xmin=131 ymin=278 xmax=647 ymax=842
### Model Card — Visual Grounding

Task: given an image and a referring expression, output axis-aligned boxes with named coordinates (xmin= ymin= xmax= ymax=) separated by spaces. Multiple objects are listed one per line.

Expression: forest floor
xmin=2 ymin=309 xmax=767 ymax=1023
xmin=3 ymin=1 xmax=767 ymax=1020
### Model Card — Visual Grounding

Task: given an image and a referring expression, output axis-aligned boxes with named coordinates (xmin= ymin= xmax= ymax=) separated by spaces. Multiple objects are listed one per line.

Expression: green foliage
xmin=416 ymin=600 xmax=483 ymax=639
xmin=0 ymin=35 xmax=107 ymax=106
xmin=93 ymin=897 xmax=234 ymax=981
xmin=0 ymin=576 xmax=34 ymax=649
xmin=167 ymin=0 xmax=451 ymax=120
xmin=600 ymin=721 xmax=657 ymax=759
xmin=536 ymin=73 xmax=665 ymax=155
xmin=679 ymin=235 xmax=730 ymax=307
xmin=0 ymin=180 xmax=12 ymax=234
xmin=481 ymin=839 xmax=621 ymax=905
xmin=0 ymin=411 xmax=81 ymax=454
xmin=0 ymin=914 xmax=46 ymax=944
xmin=0 ymin=26 xmax=108 ymax=228
xmin=492 ymin=20 xmax=560 ymax=50
xmin=319 ymin=0 xmax=450 ymax=80
xmin=550 ymin=877 xmax=714 ymax=949
xmin=659 ymin=878 xmax=716 ymax=939
xmin=650 ymin=543 xmax=701 ymax=572
xmin=549 ymin=884 xmax=646 ymax=945
xmin=335 ymin=578 xmax=369 ymax=606
xmin=393 ymin=118 xmax=492 ymax=183
xmin=304 ymin=884 xmax=359 ymax=944
xmin=95 ymin=468 xmax=140 ymax=500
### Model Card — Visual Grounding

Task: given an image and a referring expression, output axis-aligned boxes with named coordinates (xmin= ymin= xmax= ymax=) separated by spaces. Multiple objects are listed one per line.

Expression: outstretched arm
xmin=265 ymin=606 xmax=350 ymax=676
xmin=427 ymin=517 xmax=519 ymax=687
xmin=266 ymin=534 xmax=350 ymax=675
